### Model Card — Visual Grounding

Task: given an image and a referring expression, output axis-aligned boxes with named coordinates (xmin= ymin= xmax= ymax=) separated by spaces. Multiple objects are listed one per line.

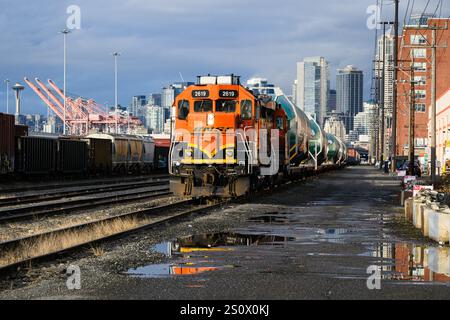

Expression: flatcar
xmin=169 ymin=75 xmax=347 ymax=198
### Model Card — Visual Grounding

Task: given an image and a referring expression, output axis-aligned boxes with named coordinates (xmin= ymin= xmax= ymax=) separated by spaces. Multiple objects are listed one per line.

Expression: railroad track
xmin=0 ymin=174 xmax=169 ymax=195
xmin=0 ymin=199 xmax=226 ymax=272
xmin=0 ymin=179 xmax=169 ymax=207
xmin=0 ymin=181 xmax=171 ymax=222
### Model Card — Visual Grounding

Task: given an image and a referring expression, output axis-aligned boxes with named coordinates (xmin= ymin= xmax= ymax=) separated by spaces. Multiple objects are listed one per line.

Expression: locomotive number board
xmin=219 ymin=90 xmax=239 ymax=98
xmin=192 ymin=90 xmax=210 ymax=98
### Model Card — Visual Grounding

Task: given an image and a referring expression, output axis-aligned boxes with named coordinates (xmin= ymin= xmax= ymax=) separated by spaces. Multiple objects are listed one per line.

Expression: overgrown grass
xmin=0 ymin=216 xmax=147 ymax=268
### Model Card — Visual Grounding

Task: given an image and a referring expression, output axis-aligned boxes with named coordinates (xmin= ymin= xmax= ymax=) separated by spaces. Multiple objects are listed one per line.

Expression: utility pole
xmin=60 ymin=29 xmax=70 ymax=135
xmin=379 ymin=21 xmax=394 ymax=168
xmin=392 ymin=0 xmax=399 ymax=172
xmin=408 ymin=63 xmax=415 ymax=176
xmin=113 ymin=52 xmax=120 ymax=134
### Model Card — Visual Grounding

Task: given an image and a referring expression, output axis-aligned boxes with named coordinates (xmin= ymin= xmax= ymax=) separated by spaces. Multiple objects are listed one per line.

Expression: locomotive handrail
xmin=236 ymin=132 xmax=253 ymax=175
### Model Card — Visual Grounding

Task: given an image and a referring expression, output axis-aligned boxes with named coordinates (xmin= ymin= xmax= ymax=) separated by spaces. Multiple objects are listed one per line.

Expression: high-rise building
xmin=396 ymin=14 xmax=450 ymax=164
xmin=374 ymin=29 xmax=395 ymax=158
xmin=336 ymin=65 xmax=364 ymax=133
xmin=130 ymin=95 xmax=147 ymax=123
xmin=295 ymin=57 xmax=330 ymax=127
xmin=323 ymin=112 xmax=346 ymax=142
xmin=327 ymin=89 xmax=337 ymax=114
xmin=145 ymin=105 xmax=165 ymax=134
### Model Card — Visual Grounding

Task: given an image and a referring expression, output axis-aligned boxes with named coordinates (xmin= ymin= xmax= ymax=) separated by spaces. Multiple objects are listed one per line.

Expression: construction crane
xmin=24 ymin=78 xmax=143 ymax=135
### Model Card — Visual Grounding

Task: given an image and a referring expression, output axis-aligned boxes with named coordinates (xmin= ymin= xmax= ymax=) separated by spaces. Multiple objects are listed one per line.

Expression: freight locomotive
xmin=169 ymin=75 xmax=347 ymax=198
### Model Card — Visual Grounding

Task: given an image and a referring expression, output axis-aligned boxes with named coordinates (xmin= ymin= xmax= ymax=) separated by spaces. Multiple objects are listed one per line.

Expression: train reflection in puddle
xmin=370 ymin=243 xmax=450 ymax=283
xmin=127 ymin=263 xmax=220 ymax=278
xmin=154 ymin=232 xmax=295 ymax=257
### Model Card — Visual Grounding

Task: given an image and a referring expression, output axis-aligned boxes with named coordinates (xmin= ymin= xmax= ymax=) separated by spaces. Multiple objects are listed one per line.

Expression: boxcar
xmin=0 ymin=113 xmax=15 ymax=174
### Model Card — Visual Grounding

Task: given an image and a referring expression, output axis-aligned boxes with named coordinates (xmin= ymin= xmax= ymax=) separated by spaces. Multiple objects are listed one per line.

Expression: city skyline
xmin=3 ymin=0 xmax=440 ymax=115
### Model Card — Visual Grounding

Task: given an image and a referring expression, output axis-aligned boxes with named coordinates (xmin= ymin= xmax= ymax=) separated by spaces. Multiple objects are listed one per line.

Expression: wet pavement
xmin=1 ymin=166 xmax=450 ymax=300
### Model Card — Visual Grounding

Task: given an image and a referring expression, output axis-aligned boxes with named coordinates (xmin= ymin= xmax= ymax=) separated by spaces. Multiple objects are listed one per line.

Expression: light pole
xmin=4 ymin=79 xmax=10 ymax=114
xmin=113 ymin=52 xmax=120 ymax=134
xmin=61 ymin=29 xmax=70 ymax=135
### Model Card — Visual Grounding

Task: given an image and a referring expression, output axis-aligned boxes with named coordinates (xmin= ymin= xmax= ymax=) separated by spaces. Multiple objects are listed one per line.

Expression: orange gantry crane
xmin=24 ymin=77 xmax=143 ymax=135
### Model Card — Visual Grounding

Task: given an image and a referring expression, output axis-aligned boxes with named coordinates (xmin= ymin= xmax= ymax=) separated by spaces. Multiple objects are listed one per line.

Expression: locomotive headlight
xmin=207 ymin=113 xmax=215 ymax=126
xmin=226 ymin=149 xmax=234 ymax=159
xmin=185 ymin=149 xmax=193 ymax=158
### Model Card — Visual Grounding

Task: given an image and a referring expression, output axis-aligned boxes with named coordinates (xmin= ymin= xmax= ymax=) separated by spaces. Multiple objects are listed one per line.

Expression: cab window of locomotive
xmin=194 ymin=99 xmax=213 ymax=112
xmin=177 ymin=100 xmax=189 ymax=120
xmin=215 ymin=100 xmax=236 ymax=113
xmin=241 ymin=100 xmax=252 ymax=120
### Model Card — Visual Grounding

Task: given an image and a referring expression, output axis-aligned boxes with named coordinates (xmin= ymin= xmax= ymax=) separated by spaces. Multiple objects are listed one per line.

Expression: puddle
xmin=127 ymin=263 xmax=222 ymax=278
xmin=248 ymin=215 xmax=289 ymax=224
xmin=153 ymin=232 xmax=296 ymax=257
xmin=364 ymin=243 xmax=450 ymax=283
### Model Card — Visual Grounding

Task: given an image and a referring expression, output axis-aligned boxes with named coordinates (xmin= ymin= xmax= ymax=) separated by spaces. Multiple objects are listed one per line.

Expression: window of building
xmin=410 ymin=35 xmax=427 ymax=45
xmin=414 ymin=76 xmax=426 ymax=86
xmin=215 ymin=100 xmax=237 ymax=113
xmin=177 ymin=100 xmax=189 ymax=120
xmin=193 ymin=99 xmax=213 ymax=112
xmin=414 ymin=103 xmax=426 ymax=112
xmin=411 ymin=48 xmax=427 ymax=58
xmin=413 ymin=62 xmax=427 ymax=72
xmin=241 ymin=100 xmax=253 ymax=120
xmin=415 ymin=90 xmax=426 ymax=100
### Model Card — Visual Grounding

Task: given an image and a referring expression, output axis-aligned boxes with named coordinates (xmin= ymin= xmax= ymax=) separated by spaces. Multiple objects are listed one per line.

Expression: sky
xmin=0 ymin=0 xmax=448 ymax=114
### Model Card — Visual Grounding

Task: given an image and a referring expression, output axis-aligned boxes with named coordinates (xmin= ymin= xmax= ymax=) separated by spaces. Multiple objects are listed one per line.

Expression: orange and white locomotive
xmin=169 ymin=75 xmax=289 ymax=198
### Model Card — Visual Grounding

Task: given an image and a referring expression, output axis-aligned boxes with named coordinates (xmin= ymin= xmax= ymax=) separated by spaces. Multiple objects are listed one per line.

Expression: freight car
xmin=86 ymin=134 xmax=155 ymax=174
xmin=169 ymin=75 xmax=347 ymax=198
xmin=347 ymin=147 xmax=361 ymax=166
xmin=15 ymin=134 xmax=88 ymax=175
xmin=0 ymin=113 xmax=15 ymax=174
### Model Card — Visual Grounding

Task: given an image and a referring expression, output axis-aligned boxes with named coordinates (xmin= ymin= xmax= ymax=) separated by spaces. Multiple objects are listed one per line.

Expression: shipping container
xmin=0 ymin=113 xmax=15 ymax=174
xmin=57 ymin=139 xmax=88 ymax=174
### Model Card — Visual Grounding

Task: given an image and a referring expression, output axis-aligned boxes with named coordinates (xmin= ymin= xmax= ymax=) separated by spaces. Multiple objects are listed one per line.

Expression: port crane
xmin=24 ymin=77 xmax=143 ymax=135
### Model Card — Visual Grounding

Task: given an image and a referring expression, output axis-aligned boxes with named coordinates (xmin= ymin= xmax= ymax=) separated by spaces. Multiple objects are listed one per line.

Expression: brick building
xmin=396 ymin=15 xmax=450 ymax=169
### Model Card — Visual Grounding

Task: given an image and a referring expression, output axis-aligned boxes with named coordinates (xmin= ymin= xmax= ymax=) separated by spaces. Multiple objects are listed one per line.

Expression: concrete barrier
xmin=421 ymin=206 xmax=432 ymax=237
xmin=413 ymin=198 xmax=426 ymax=229
xmin=428 ymin=210 xmax=450 ymax=244
xmin=405 ymin=198 xmax=413 ymax=222
xmin=427 ymin=247 xmax=450 ymax=276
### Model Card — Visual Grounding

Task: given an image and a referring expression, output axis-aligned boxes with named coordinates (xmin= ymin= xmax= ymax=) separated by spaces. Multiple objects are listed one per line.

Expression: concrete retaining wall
xmin=404 ymin=197 xmax=450 ymax=244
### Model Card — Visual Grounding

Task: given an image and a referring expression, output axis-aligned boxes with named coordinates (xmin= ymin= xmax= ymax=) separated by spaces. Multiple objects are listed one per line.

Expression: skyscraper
xmin=327 ymin=89 xmax=337 ymax=114
xmin=295 ymin=56 xmax=329 ymax=127
xmin=130 ymin=95 xmax=147 ymax=123
xmin=336 ymin=65 xmax=364 ymax=133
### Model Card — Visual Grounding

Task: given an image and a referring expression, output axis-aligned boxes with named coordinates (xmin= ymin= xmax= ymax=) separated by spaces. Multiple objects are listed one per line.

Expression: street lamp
xmin=113 ymin=52 xmax=120 ymax=134
xmin=4 ymin=79 xmax=10 ymax=114
xmin=60 ymin=29 xmax=71 ymax=135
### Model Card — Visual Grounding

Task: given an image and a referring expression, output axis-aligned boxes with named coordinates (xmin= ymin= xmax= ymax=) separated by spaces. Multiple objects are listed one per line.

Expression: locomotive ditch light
xmin=226 ymin=149 xmax=234 ymax=159
xmin=185 ymin=149 xmax=193 ymax=158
